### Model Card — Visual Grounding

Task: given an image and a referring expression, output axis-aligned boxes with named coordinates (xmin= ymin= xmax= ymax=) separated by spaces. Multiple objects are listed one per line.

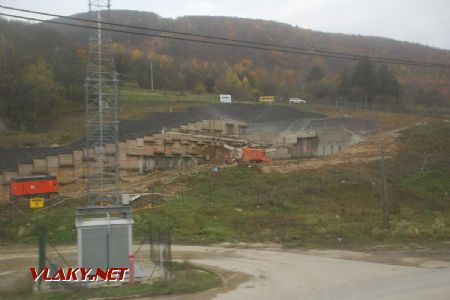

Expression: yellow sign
xmin=30 ymin=198 xmax=44 ymax=209
xmin=259 ymin=96 xmax=275 ymax=103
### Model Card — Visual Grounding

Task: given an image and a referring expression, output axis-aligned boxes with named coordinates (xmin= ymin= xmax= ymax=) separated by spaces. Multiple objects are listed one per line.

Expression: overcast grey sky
xmin=2 ymin=0 xmax=450 ymax=50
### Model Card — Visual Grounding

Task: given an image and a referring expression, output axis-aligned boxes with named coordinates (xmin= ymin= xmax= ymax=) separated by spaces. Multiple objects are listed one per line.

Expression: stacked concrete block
xmin=105 ymin=143 xmax=115 ymax=155
xmin=58 ymin=154 xmax=74 ymax=167
xmin=119 ymin=142 xmax=127 ymax=152
xmin=18 ymin=164 xmax=33 ymax=176
xmin=73 ymin=150 xmax=85 ymax=179
xmin=126 ymin=140 xmax=138 ymax=156
xmin=238 ymin=125 xmax=247 ymax=135
xmin=83 ymin=149 xmax=95 ymax=160
xmin=171 ymin=140 xmax=183 ymax=155
xmin=120 ymin=153 xmax=139 ymax=170
xmin=73 ymin=151 xmax=84 ymax=166
xmin=2 ymin=171 xmax=18 ymax=184
xmin=145 ymin=158 xmax=155 ymax=171
xmin=0 ymin=183 xmax=10 ymax=203
xmin=225 ymin=123 xmax=236 ymax=135
xmin=143 ymin=142 xmax=155 ymax=157
xmin=136 ymin=138 xmax=145 ymax=156
xmin=164 ymin=140 xmax=174 ymax=156
xmin=0 ymin=120 xmax=257 ymax=198
xmin=143 ymin=136 xmax=154 ymax=143
xmin=180 ymin=140 xmax=192 ymax=155
xmin=153 ymin=140 xmax=165 ymax=154
xmin=57 ymin=168 xmax=77 ymax=184
xmin=46 ymin=156 xmax=59 ymax=172
xmin=33 ymin=159 xmax=47 ymax=174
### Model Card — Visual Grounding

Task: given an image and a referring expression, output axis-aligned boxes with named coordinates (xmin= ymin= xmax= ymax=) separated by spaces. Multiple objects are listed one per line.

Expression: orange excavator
xmin=224 ymin=145 xmax=272 ymax=164
xmin=241 ymin=147 xmax=272 ymax=163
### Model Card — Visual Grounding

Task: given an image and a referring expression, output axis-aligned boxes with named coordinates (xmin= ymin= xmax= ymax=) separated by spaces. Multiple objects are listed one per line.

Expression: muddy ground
xmin=0 ymin=104 xmax=325 ymax=171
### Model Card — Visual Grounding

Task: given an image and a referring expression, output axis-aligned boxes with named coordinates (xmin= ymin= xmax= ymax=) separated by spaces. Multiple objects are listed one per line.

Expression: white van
xmin=289 ymin=98 xmax=306 ymax=104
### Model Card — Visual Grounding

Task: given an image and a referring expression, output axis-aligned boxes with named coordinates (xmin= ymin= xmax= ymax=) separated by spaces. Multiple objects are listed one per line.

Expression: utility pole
xmin=150 ymin=61 xmax=154 ymax=92
xmin=380 ymin=147 xmax=389 ymax=229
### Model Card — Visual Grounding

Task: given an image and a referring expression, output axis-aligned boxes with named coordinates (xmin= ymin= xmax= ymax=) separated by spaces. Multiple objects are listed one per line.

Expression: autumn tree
xmin=376 ymin=65 xmax=400 ymax=98
xmin=0 ymin=58 xmax=59 ymax=131
xmin=351 ymin=57 xmax=377 ymax=105
xmin=307 ymin=66 xmax=325 ymax=82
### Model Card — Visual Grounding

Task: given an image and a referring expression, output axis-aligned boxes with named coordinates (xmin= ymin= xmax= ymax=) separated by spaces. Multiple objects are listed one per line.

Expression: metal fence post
xmin=37 ymin=224 xmax=47 ymax=289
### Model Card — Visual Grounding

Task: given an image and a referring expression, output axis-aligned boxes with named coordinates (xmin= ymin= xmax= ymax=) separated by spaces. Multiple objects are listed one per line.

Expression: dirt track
xmin=1 ymin=244 xmax=449 ymax=299
xmin=260 ymin=126 xmax=402 ymax=173
xmin=186 ymin=246 xmax=450 ymax=300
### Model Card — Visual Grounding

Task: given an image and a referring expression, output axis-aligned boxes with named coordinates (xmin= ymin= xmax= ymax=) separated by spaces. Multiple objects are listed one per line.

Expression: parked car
xmin=289 ymin=98 xmax=307 ymax=104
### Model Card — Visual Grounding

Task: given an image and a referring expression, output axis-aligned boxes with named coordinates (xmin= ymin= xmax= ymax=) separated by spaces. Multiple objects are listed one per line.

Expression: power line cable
xmin=2 ymin=4 xmax=446 ymax=67
xmin=0 ymin=9 xmax=449 ymax=69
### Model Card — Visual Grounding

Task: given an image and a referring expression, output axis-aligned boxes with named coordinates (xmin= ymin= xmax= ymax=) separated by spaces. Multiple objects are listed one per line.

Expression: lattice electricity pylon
xmin=84 ymin=0 xmax=121 ymax=205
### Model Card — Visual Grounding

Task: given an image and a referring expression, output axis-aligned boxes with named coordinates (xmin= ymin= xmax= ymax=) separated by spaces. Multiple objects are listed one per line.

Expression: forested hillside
xmin=1 ymin=10 xmax=449 ymax=131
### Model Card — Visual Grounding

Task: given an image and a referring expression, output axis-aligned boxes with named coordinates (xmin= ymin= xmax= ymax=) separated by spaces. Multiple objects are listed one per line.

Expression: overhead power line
xmin=0 ymin=4 xmax=437 ymax=66
xmin=0 ymin=6 xmax=450 ymax=69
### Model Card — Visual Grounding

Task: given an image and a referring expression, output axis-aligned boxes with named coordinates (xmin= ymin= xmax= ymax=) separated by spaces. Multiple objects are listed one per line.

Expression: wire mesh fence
xmin=316 ymin=99 xmax=450 ymax=116
xmin=149 ymin=223 xmax=172 ymax=281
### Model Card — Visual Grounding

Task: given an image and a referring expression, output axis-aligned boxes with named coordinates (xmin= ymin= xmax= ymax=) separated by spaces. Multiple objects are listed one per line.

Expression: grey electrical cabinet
xmin=76 ymin=207 xmax=133 ymax=270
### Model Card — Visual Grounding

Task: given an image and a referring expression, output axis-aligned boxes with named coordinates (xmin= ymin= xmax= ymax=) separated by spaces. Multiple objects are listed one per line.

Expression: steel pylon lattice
xmin=84 ymin=0 xmax=120 ymax=205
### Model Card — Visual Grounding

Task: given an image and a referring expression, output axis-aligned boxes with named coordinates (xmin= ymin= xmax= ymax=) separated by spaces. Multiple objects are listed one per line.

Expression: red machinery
xmin=10 ymin=175 xmax=58 ymax=200
xmin=241 ymin=147 xmax=272 ymax=163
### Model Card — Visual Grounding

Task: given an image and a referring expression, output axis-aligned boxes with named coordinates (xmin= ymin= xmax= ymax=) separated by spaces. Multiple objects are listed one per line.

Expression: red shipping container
xmin=10 ymin=175 xmax=58 ymax=197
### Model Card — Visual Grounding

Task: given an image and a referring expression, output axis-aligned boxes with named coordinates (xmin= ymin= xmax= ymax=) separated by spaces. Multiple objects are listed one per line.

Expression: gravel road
xmin=186 ymin=246 xmax=450 ymax=300
xmin=2 ymin=244 xmax=448 ymax=299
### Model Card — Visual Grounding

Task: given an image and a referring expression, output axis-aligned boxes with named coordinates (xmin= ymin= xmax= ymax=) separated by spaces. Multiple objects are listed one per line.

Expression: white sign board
xmin=220 ymin=94 xmax=232 ymax=103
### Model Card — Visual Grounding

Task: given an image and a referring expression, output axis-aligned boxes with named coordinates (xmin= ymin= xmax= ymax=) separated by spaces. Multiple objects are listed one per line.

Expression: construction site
xmin=0 ymin=1 xmax=450 ymax=299
xmin=0 ymin=103 xmax=377 ymax=203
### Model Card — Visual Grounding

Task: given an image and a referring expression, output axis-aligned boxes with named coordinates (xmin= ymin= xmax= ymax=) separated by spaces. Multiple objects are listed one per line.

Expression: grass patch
xmin=132 ymin=123 xmax=450 ymax=249
xmin=2 ymin=112 xmax=450 ymax=250
xmin=120 ymin=88 xmax=218 ymax=103
xmin=0 ymin=88 xmax=218 ymax=147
